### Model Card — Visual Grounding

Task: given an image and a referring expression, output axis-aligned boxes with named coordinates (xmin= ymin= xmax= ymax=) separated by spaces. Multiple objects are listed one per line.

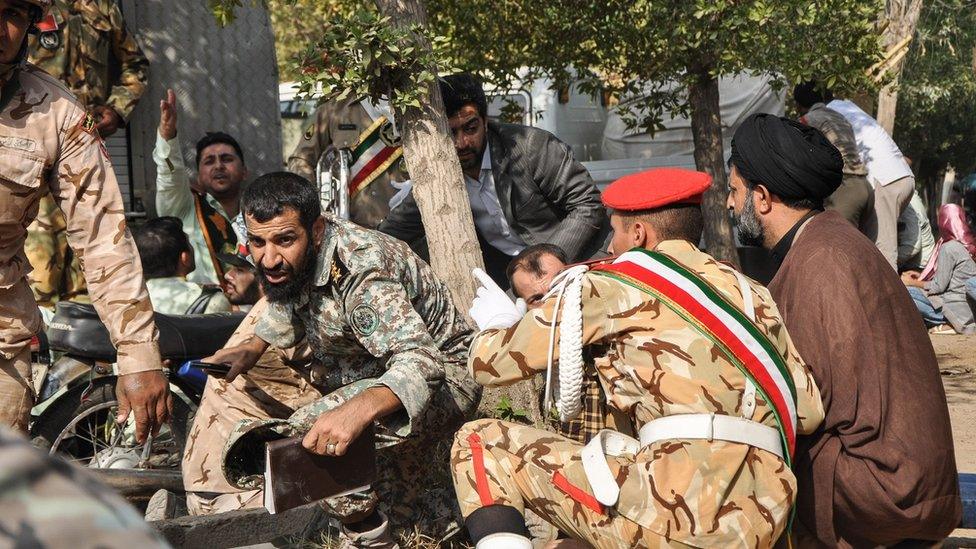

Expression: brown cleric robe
xmin=769 ymin=211 xmax=961 ymax=547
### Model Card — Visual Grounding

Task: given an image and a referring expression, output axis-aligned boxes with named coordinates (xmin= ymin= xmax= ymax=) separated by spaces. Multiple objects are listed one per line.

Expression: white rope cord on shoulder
xmin=542 ymin=264 xmax=589 ymax=422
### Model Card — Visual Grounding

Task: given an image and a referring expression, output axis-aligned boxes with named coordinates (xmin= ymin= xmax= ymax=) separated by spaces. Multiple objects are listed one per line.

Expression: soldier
xmin=185 ymin=172 xmax=481 ymax=547
xmin=0 ymin=0 xmax=168 ymax=438
xmin=0 ymin=426 xmax=169 ymax=547
xmin=287 ymin=98 xmax=408 ymax=229
xmin=25 ymin=0 xmax=149 ymax=308
xmin=453 ymin=168 xmax=824 ymax=548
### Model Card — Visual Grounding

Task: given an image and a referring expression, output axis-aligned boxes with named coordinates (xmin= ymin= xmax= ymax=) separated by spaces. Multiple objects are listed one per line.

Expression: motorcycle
xmin=30 ymin=302 xmax=243 ymax=471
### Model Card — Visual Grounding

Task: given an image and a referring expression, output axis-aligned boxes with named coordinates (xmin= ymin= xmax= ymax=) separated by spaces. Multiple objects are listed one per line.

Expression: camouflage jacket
xmin=28 ymin=0 xmax=148 ymax=120
xmin=145 ymin=277 xmax=231 ymax=315
xmin=287 ymin=99 xmax=408 ymax=229
xmin=0 ymin=65 xmax=161 ymax=375
xmin=469 ymin=240 xmax=824 ymax=547
xmin=255 ymin=215 xmax=480 ymax=431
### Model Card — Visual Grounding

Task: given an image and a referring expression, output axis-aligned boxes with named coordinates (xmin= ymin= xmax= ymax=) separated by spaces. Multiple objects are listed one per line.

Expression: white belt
xmin=580 ymin=413 xmax=784 ymax=507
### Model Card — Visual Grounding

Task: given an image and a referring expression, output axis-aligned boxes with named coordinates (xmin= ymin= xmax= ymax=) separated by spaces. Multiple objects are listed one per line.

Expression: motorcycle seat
xmin=47 ymin=302 xmax=245 ymax=362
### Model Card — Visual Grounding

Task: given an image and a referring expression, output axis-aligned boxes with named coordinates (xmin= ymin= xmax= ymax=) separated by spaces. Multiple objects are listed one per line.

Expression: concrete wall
xmin=118 ymin=0 xmax=282 ymax=215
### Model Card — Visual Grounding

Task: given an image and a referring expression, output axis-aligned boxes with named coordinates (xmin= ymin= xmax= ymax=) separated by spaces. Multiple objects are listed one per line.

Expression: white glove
xmin=468 ymin=268 xmax=527 ymax=330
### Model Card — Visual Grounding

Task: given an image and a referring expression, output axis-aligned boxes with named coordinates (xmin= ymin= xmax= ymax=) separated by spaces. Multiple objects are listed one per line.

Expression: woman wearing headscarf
xmin=902 ymin=203 xmax=976 ymax=334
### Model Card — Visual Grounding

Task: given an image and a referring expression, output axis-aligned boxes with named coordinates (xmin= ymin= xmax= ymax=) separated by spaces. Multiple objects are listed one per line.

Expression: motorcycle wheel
xmin=33 ymin=377 xmax=194 ymax=470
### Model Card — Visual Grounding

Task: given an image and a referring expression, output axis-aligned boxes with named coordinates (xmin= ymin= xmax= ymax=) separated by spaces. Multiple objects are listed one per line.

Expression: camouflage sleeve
xmin=25 ymin=195 xmax=65 ymax=307
xmin=52 ymin=107 xmax=161 ymax=375
xmin=0 ymin=427 xmax=169 ymax=548
xmin=342 ymin=268 xmax=446 ymax=428
xmin=286 ymin=104 xmax=331 ymax=182
xmin=469 ymin=274 xmax=615 ymax=387
xmin=104 ymin=0 xmax=148 ymax=121
xmin=254 ymin=300 xmax=306 ymax=349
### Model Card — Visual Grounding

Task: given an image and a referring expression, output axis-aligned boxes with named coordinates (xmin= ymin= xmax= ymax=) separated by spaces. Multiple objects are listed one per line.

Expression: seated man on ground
xmin=154 ymin=89 xmax=248 ymax=285
xmin=903 ymin=203 xmax=976 ymax=335
xmin=726 ymin=113 xmax=961 ymax=546
xmin=218 ymin=244 xmax=263 ymax=311
xmin=454 ymin=168 xmax=823 ymax=548
xmin=183 ymin=172 xmax=481 ymax=547
xmin=380 ymin=73 xmax=608 ymax=289
xmin=132 ymin=217 xmax=231 ymax=315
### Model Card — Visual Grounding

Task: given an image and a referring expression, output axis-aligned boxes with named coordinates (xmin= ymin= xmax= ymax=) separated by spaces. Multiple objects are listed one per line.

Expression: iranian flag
xmin=348 ymin=116 xmax=403 ymax=197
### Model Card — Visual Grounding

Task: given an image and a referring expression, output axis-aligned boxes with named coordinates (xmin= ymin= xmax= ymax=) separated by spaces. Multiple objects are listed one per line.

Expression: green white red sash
xmin=348 ymin=116 xmax=402 ymax=197
xmin=591 ymin=248 xmax=797 ymax=463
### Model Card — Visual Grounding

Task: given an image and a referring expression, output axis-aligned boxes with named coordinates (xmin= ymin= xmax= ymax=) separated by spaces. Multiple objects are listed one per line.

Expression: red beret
xmin=602 ymin=168 xmax=712 ymax=211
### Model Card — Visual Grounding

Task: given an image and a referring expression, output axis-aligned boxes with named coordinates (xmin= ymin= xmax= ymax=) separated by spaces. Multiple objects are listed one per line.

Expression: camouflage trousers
xmin=26 ymin=193 xmax=88 ymax=307
xmin=451 ymin=419 xmax=696 ymax=549
xmin=0 ymin=282 xmax=40 ymax=432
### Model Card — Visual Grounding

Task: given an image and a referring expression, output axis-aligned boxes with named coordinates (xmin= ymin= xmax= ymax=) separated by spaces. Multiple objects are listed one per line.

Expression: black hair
xmin=792 ymin=81 xmax=834 ymax=109
xmin=132 ymin=217 xmax=191 ymax=279
xmin=439 ymin=73 xmax=488 ymax=119
xmin=505 ymin=244 xmax=568 ymax=288
xmin=619 ymin=204 xmax=705 ymax=244
xmin=195 ymin=132 xmax=245 ymax=167
xmin=241 ymin=171 xmax=321 ymax=232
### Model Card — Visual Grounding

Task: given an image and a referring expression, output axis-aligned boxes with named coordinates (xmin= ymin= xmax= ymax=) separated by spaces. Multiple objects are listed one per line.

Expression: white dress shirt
xmin=464 ymin=147 xmax=527 ymax=256
xmin=152 ymin=133 xmax=246 ymax=285
xmin=826 ymin=100 xmax=913 ymax=186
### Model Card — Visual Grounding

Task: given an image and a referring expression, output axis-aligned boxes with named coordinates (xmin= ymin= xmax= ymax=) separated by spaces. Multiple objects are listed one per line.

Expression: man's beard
xmin=733 ymin=197 xmax=766 ymax=247
xmin=257 ymin=243 xmax=318 ymax=303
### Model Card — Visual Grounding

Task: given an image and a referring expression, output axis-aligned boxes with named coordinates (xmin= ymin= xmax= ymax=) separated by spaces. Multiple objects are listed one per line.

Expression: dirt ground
xmin=933 ymin=334 xmax=976 ymax=547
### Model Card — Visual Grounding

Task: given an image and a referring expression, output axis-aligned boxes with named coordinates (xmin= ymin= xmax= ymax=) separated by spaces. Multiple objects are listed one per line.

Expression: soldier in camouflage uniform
xmin=25 ymin=0 xmax=149 ymax=307
xmin=0 ymin=426 xmax=168 ymax=548
xmin=453 ymin=169 xmax=824 ymax=549
xmin=0 ymin=0 xmax=168 ymax=436
xmin=288 ymin=99 xmax=408 ymax=229
xmin=189 ymin=172 xmax=480 ymax=547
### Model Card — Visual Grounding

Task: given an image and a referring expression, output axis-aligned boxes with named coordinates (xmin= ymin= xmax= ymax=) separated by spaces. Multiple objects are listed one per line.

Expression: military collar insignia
xmin=313 ymin=222 xmax=341 ymax=287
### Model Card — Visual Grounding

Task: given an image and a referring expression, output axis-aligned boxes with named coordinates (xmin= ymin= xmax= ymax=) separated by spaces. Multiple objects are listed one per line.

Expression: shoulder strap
xmin=185 ymin=286 xmax=220 ymax=315
xmin=591 ymin=248 xmax=797 ymax=464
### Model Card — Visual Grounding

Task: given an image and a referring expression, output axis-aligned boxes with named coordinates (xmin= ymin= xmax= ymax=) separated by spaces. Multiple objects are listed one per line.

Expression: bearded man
xmin=726 ymin=113 xmax=961 ymax=547
xmin=181 ymin=172 xmax=481 ymax=548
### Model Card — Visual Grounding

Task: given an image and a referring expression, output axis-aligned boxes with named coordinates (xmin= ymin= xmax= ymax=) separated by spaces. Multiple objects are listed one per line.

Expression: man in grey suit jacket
xmin=379 ymin=73 xmax=609 ymax=288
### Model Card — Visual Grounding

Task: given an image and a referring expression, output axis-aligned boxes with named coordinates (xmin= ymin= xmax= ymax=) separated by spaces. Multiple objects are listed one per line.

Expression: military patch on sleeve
xmin=77 ymin=112 xmax=109 ymax=160
xmin=350 ymin=303 xmax=379 ymax=337
xmin=80 ymin=112 xmax=98 ymax=135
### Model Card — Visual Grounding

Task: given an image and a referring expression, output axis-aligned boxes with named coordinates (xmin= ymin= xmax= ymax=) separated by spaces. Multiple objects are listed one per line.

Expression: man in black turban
xmin=727 ymin=112 xmax=962 ymax=547
xmin=726 ymin=113 xmax=843 ymax=257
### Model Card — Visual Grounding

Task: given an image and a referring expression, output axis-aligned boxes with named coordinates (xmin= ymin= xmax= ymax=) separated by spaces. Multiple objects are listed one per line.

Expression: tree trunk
xmin=373 ymin=0 xmax=485 ymax=313
xmin=687 ymin=64 xmax=739 ymax=266
xmin=877 ymin=0 xmax=923 ymax=134
xmin=372 ymin=0 xmax=544 ymax=424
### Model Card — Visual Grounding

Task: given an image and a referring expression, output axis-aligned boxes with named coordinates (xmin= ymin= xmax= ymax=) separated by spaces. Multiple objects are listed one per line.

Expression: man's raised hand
xmin=159 ymin=88 xmax=178 ymax=141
